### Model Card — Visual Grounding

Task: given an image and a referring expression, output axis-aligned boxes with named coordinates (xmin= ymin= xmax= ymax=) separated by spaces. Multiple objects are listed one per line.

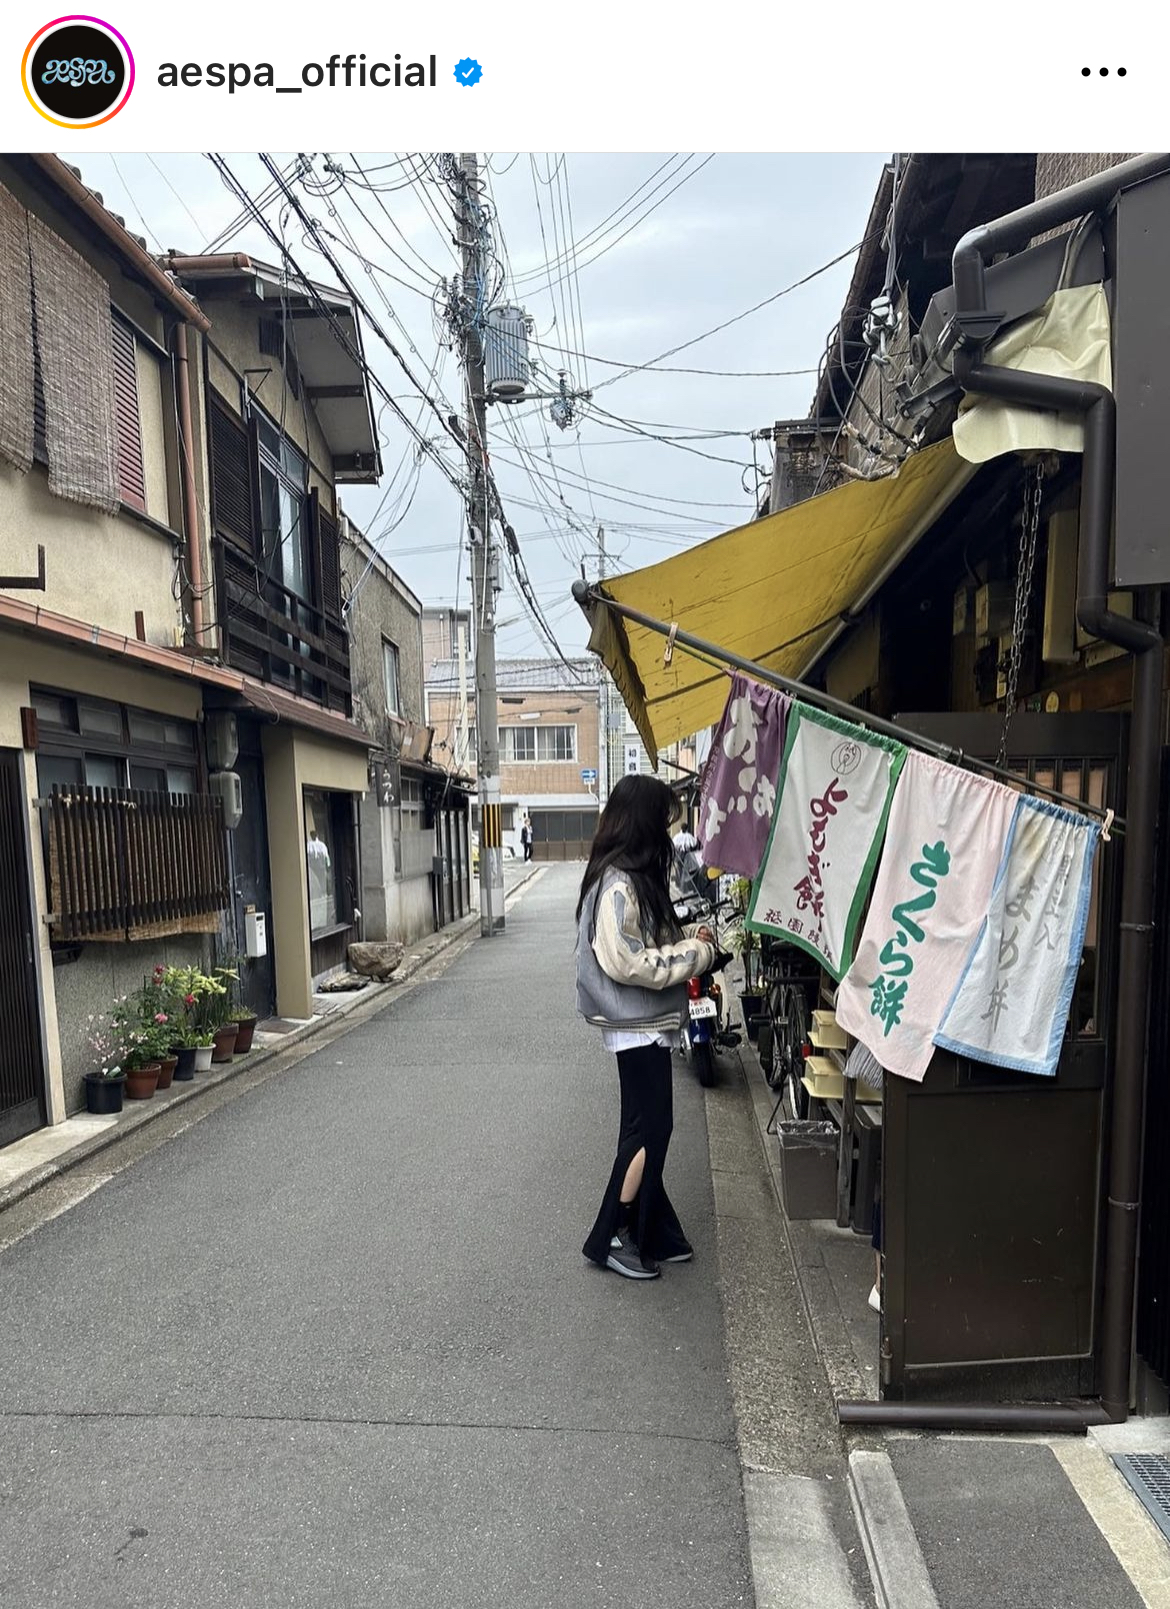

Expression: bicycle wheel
xmin=758 ymin=1019 xmax=778 ymax=1086
xmin=692 ymin=1037 xmax=717 ymax=1088
xmin=785 ymin=987 xmax=812 ymax=1118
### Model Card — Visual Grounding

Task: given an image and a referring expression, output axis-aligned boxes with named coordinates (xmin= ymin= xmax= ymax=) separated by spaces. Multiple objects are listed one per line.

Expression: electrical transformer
xmin=483 ymin=305 xmax=531 ymax=402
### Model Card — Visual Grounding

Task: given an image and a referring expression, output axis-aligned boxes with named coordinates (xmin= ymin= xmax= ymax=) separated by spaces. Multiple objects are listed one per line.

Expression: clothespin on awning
xmin=664 ymin=622 xmax=679 ymax=666
xmin=1102 ymin=807 xmax=1114 ymax=843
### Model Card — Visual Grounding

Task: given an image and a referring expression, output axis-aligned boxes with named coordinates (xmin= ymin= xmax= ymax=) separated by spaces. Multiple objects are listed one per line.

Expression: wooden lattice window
xmin=43 ymin=785 xmax=229 ymax=942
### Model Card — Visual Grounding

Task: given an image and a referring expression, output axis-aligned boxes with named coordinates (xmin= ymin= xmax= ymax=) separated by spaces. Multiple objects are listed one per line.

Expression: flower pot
xmin=156 ymin=1055 xmax=177 ymax=1091
xmin=84 ymin=1072 xmax=125 ymax=1115
xmin=194 ymin=1045 xmax=214 ymax=1073
xmin=232 ymin=1018 xmax=257 ymax=1054
xmin=739 ymin=992 xmax=765 ymax=1044
xmin=211 ymin=1024 xmax=239 ymax=1063
xmin=124 ymin=1063 xmax=161 ymax=1101
xmin=173 ymin=1046 xmax=198 ymax=1081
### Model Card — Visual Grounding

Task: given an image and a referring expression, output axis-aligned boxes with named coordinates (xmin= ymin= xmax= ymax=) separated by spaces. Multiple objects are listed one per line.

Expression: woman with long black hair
xmin=576 ymin=775 xmax=717 ymax=1280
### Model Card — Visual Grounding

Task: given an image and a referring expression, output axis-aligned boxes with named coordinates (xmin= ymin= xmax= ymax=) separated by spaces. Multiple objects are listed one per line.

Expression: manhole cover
xmin=1114 ymin=1453 xmax=1170 ymax=1542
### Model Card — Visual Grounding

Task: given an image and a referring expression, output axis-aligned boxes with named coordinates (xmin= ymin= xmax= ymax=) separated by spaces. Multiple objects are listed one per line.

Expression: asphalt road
xmin=0 ymin=865 xmax=755 ymax=1608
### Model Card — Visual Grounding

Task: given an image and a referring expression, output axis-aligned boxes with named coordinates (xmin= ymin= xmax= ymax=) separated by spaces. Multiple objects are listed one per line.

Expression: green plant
xmin=162 ymin=964 xmax=228 ymax=1035
xmin=728 ymin=922 xmax=760 ymax=992
xmin=217 ymin=961 xmax=255 ymax=1023
xmin=109 ymin=992 xmax=173 ymax=1071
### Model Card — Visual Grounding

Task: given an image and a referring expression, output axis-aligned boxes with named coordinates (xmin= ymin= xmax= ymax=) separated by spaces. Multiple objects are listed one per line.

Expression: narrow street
xmin=0 ymin=866 xmax=865 ymax=1608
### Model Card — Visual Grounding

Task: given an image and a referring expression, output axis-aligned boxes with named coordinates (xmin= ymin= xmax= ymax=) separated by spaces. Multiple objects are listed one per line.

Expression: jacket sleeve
xmin=592 ymin=878 xmax=716 ymax=991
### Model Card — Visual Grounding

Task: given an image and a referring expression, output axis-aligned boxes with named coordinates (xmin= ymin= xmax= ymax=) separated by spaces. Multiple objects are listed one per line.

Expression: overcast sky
xmin=82 ymin=151 xmax=888 ymax=659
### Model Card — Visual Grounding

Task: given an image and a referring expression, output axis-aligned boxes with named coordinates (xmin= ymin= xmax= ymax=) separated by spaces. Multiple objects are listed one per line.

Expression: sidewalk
xmin=733 ymin=1012 xmax=1170 ymax=1609
xmin=0 ymin=861 xmax=542 ymax=1219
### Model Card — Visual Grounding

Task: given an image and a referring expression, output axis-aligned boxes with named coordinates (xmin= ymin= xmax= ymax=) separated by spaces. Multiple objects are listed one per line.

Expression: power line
xmin=206 ymin=154 xmax=465 ymax=504
xmin=593 ymin=236 xmax=871 ymax=390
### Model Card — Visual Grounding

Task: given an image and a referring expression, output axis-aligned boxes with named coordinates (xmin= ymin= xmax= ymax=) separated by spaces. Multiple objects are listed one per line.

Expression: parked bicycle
xmin=754 ymin=935 xmax=820 ymax=1119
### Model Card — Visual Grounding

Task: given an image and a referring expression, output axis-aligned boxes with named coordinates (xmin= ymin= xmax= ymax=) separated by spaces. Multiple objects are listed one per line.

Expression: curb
xmin=0 ymin=865 xmax=542 ymax=1217
xmin=847 ymin=1450 xmax=940 ymax=1609
xmin=734 ymin=1005 xmax=914 ymax=1609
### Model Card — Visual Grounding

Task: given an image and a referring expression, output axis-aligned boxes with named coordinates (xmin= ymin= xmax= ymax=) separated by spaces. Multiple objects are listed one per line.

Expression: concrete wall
xmin=357 ymin=787 xmax=434 ymax=948
xmin=262 ymin=726 xmax=369 ymax=1020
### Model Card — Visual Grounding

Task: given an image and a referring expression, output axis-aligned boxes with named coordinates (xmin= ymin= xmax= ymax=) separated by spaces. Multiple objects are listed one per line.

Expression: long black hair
xmin=576 ymin=773 xmax=681 ymax=941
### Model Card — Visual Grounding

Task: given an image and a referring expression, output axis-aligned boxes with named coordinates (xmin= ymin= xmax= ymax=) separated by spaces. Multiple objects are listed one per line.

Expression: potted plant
xmin=171 ymin=1023 xmax=200 ymax=1081
xmin=143 ymin=967 xmax=178 ymax=1090
xmin=232 ymin=1007 xmax=258 ymax=1054
xmin=163 ymin=966 xmax=221 ymax=1075
xmin=729 ymin=878 xmax=765 ymax=1041
xmin=110 ymin=995 xmax=166 ymax=1101
xmin=83 ymin=1015 xmax=126 ymax=1115
xmin=207 ymin=968 xmax=238 ymax=1063
xmin=221 ymin=959 xmax=258 ymax=1052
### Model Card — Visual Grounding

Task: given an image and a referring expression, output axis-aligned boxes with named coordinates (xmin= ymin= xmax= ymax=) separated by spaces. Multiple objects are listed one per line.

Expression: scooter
xmin=674 ymin=896 xmax=739 ymax=1088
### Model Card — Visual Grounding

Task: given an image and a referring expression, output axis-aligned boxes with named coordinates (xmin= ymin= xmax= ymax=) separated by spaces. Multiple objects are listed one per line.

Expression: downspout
xmin=173 ymin=322 xmax=205 ymax=648
xmin=837 ymin=153 xmax=1169 ymax=1431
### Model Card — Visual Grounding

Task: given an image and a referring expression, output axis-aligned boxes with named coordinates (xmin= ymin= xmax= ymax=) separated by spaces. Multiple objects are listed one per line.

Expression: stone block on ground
xmin=318 ymin=973 xmax=371 ymax=993
xmin=348 ymin=941 xmax=405 ymax=981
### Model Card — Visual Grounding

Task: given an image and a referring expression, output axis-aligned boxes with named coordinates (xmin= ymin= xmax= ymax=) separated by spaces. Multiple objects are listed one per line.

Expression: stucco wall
xmin=262 ymin=726 xmax=369 ymax=1020
xmin=0 ymin=636 xmax=209 ymax=1118
xmin=201 ymin=301 xmax=336 ymax=510
xmin=0 ymin=465 xmax=181 ymax=646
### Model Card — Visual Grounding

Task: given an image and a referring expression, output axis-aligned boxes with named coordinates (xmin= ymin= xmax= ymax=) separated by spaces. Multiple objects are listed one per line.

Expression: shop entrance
xmin=0 ymin=750 xmax=47 ymax=1148
xmin=881 ymin=711 xmax=1125 ymax=1402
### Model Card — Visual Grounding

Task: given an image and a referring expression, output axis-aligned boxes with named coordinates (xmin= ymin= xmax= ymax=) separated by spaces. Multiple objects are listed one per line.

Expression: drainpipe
xmin=837 ymin=153 xmax=1168 ymax=1433
xmin=173 ymin=322 xmax=205 ymax=648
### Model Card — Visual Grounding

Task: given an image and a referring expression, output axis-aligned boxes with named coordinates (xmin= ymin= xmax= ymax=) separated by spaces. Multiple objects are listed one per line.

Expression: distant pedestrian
xmin=576 ymin=775 xmax=717 ymax=1280
xmin=521 ymin=815 xmax=533 ymax=861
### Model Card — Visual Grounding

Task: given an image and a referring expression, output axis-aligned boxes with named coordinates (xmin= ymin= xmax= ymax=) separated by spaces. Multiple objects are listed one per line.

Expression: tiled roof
xmin=425 ymin=656 xmax=600 ymax=693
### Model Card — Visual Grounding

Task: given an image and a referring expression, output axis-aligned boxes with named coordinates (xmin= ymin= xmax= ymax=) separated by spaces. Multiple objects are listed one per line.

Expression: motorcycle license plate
xmin=689 ymin=998 xmax=717 ymax=1021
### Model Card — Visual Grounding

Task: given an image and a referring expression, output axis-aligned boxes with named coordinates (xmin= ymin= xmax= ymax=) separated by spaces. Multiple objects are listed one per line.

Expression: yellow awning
xmin=582 ymin=438 xmax=974 ymax=765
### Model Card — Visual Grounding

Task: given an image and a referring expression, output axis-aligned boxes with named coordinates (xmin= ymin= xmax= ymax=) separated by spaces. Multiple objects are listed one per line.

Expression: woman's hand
xmin=696 ymin=925 xmax=715 ymax=944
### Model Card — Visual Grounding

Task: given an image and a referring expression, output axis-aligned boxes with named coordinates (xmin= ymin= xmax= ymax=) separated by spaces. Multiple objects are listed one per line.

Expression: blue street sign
xmin=581 ymin=768 xmax=598 ymax=783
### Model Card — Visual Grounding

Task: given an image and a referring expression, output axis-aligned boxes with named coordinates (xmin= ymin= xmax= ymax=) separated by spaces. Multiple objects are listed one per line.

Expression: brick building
xmin=425 ymin=657 xmax=602 ymax=859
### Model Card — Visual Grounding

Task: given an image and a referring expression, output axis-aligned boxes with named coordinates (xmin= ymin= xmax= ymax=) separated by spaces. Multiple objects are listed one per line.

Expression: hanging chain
xmin=996 ymin=458 xmax=1045 ymax=768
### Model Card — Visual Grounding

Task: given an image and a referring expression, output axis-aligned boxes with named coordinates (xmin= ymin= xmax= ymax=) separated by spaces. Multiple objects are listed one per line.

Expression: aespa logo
xmin=22 ymin=16 xmax=134 ymax=128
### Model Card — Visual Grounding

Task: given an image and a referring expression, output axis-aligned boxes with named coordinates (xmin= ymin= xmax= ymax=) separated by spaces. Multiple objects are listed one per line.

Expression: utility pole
xmin=597 ymin=525 xmax=618 ymax=807
xmin=456 ymin=620 xmax=470 ymax=773
xmin=457 ymin=152 xmax=505 ymax=935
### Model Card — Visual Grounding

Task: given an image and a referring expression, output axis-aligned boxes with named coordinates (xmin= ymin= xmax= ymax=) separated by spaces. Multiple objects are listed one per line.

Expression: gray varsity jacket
xmin=575 ymin=869 xmax=717 ymax=1034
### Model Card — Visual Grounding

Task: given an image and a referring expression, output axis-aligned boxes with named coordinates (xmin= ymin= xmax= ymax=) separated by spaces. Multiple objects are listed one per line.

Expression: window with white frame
xmin=537 ymin=725 xmax=576 ymax=762
xmin=501 ymin=726 xmax=536 ymax=762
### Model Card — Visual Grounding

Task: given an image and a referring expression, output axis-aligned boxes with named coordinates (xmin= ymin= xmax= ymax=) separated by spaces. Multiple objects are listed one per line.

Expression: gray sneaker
xmin=607 ymin=1228 xmax=660 ymax=1280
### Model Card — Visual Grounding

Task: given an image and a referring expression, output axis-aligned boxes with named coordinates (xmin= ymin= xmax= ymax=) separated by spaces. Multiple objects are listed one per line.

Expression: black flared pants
xmin=583 ymin=1042 xmax=691 ymax=1265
